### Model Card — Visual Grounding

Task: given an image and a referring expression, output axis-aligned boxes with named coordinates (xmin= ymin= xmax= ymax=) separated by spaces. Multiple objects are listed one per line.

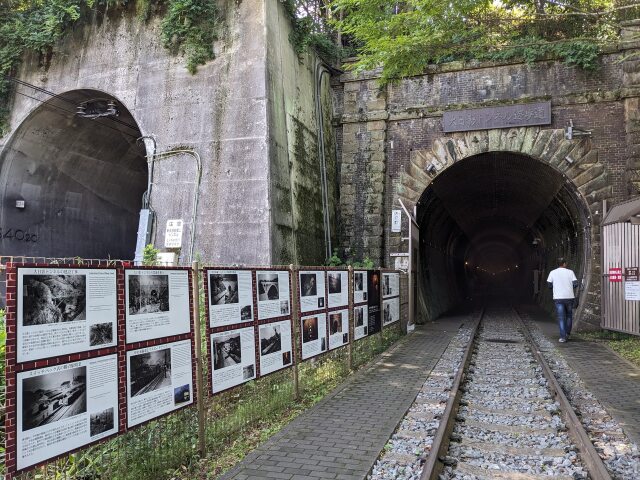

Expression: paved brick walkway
xmin=219 ymin=315 xmax=467 ymax=480
xmin=523 ymin=305 xmax=640 ymax=446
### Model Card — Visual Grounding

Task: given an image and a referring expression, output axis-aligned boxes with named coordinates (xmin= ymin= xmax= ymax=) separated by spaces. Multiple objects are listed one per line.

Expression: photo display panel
xmin=125 ymin=268 xmax=191 ymax=343
xmin=367 ymin=270 xmax=382 ymax=335
xmin=383 ymin=297 xmax=400 ymax=326
xmin=328 ymin=309 xmax=349 ymax=350
xmin=210 ymin=326 xmax=256 ymax=394
xmin=353 ymin=270 xmax=368 ymax=304
xmin=126 ymin=339 xmax=194 ymax=428
xmin=258 ymin=320 xmax=293 ymax=375
xmin=327 ymin=270 xmax=348 ymax=308
xmin=354 ymin=305 xmax=369 ymax=340
xmin=207 ymin=269 xmax=254 ymax=327
xmin=298 ymin=270 xmax=326 ymax=313
xmin=382 ymin=272 xmax=400 ymax=299
xmin=256 ymin=270 xmax=291 ymax=321
xmin=16 ymin=354 xmax=119 ymax=471
xmin=300 ymin=313 xmax=327 ymax=360
xmin=17 ymin=267 xmax=117 ymax=363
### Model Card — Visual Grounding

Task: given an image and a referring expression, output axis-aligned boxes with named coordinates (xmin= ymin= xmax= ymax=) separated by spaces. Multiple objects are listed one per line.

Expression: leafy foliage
xmin=142 ymin=243 xmax=159 ymax=265
xmin=160 ymin=0 xmax=219 ymax=74
xmin=329 ymin=0 xmax=636 ymax=83
xmin=326 ymin=248 xmax=376 ymax=268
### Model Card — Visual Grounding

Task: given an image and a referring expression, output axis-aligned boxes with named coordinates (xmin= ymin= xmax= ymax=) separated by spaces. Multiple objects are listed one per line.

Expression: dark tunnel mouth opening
xmin=0 ymin=89 xmax=148 ymax=260
xmin=416 ymin=151 xmax=590 ymax=318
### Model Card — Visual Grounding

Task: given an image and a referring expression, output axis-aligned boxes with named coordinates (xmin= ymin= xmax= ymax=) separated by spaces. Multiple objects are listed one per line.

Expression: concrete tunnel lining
xmin=0 ymin=89 xmax=148 ymax=260
xmin=416 ymin=152 xmax=590 ymax=316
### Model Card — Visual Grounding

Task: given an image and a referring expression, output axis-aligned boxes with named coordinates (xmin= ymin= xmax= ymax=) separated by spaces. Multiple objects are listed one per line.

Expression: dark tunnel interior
xmin=0 ymin=89 xmax=147 ymax=260
xmin=416 ymin=152 xmax=590 ymax=319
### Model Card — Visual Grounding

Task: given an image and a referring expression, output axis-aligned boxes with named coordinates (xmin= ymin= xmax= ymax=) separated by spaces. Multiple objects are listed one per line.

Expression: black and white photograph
xmin=243 ymin=365 xmax=255 ymax=380
xmin=343 ymin=333 xmax=348 ymax=344
xmin=22 ymin=366 xmax=87 ymax=432
xmin=258 ymin=273 xmax=279 ymax=301
xmin=320 ymin=337 xmax=326 ymax=351
xmin=173 ymin=384 xmax=191 ymax=405
xmin=280 ymin=300 xmax=289 ymax=315
xmin=318 ymin=297 xmax=325 ymax=308
xmin=128 ymin=274 xmax=169 ymax=315
xmin=302 ymin=316 xmax=319 ymax=343
xmin=383 ymin=297 xmax=400 ymax=326
xmin=328 ymin=273 xmax=342 ymax=294
xmin=382 ymin=272 xmax=400 ymax=299
xmin=383 ymin=275 xmax=391 ymax=297
xmin=210 ymin=273 xmax=239 ymax=305
xmin=213 ymin=333 xmax=242 ymax=370
xmin=89 ymin=407 xmax=114 ymax=437
xmin=355 ymin=307 xmax=364 ymax=327
xmin=260 ymin=324 xmax=282 ymax=355
xmin=354 ymin=305 xmax=368 ymax=340
xmin=354 ymin=273 xmax=364 ymax=291
xmin=22 ymin=274 xmax=87 ymax=326
xmin=329 ymin=313 xmax=342 ymax=335
xmin=89 ymin=322 xmax=113 ymax=347
xmin=241 ymin=305 xmax=252 ymax=320
xmin=129 ymin=348 xmax=172 ymax=397
xmin=384 ymin=302 xmax=391 ymax=324
xmin=300 ymin=273 xmax=317 ymax=297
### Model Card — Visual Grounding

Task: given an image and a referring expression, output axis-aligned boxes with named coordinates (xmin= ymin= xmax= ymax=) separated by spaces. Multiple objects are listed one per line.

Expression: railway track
xmin=422 ymin=306 xmax=611 ymax=480
xmin=369 ymin=306 xmax=634 ymax=479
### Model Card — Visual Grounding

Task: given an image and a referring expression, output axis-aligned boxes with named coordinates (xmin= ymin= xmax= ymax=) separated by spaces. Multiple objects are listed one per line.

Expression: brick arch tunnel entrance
xmin=0 ymin=89 xmax=147 ymax=259
xmin=416 ymin=151 xmax=591 ymax=319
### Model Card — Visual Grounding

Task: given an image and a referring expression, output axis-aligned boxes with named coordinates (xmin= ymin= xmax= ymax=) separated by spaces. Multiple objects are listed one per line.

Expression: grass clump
xmin=576 ymin=330 xmax=640 ymax=367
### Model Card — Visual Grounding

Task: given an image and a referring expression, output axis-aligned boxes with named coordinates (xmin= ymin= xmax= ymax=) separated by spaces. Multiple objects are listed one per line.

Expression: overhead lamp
xmin=565 ymin=119 xmax=592 ymax=140
xmin=425 ymin=163 xmax=437 ymax=175
xmin=564 ymin=155 xmax=574 ymax=165
xmin=77 ymin=98 xmax=119 ymax=119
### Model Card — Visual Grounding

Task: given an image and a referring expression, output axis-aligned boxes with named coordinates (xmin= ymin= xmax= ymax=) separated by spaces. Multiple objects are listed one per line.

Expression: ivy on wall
xmin=0 ymin=0 xmax=219 ymax=137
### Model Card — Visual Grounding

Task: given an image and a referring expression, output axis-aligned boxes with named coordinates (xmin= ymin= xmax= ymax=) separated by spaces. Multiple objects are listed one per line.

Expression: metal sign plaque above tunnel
xmin=442 ymin=101 xmax=551 ymax=133
xmin=165 ymin=219 xmax=184 ymax=248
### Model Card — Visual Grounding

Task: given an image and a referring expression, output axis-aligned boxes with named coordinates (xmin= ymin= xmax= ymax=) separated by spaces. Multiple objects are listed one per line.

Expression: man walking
xmin=547 ymin=258 xmax=578 ymax=343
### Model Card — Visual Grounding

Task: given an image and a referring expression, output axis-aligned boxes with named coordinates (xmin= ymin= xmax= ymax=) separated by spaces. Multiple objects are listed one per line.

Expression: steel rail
xmin=514 ymin=309 xmax=613 ymax=480
xmin=419 ymin=308 xmax=484 ymax=480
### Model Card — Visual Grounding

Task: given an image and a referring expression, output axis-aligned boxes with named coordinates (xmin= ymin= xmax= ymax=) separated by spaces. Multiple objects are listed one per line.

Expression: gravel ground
xmin=368 ymin=307 xmax=640 ymax=479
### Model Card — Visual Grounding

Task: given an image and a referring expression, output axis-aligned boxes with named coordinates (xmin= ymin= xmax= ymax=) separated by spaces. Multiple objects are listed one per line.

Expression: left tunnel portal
xmin=0 ymin=89 xmax=148 ymax=260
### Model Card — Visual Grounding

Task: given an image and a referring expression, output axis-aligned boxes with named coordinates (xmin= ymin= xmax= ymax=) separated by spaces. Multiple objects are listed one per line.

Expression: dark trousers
xmin=554 ymin=299 xmax=574 ymax=339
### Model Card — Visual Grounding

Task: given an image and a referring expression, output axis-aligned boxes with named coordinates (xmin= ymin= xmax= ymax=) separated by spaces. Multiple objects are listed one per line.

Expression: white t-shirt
xmin=547 ymin=267 xmax=577 ymax=299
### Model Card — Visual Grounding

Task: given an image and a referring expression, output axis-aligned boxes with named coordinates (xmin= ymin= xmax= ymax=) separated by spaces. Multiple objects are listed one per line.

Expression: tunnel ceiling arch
xmin=0 ymin=89 xmax=147 ymax=259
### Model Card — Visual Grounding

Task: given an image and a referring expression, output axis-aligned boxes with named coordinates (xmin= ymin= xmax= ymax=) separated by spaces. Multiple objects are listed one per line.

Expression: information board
xmin=16 ymin=267 xmax=117 ymax=363
xmin=354 ymin=271 xmax=368 ymax=304
xmin=383 ymin=297 xmax=400 ymax=326
xmin=210 ymin=326 xmax=256 ymax=393
xmin=256 ymin=270 xmax=291 ymax=320
xmin=125 ymin=268 xmax=191 ymax=343
xmin=327 ymin=270 xmax=348 ymax=308
xmin=126 ymin=339 xmax=194 ymax=428
xmin=17 ymin=354 xmax=119 ymax=471
xmin=354 ymin=305 xmax=369 ymax=340
xmin=207 ymin=269 xmax=254 ymax=327
xmin=382 ymin=272 xmax=400 ymax=299
xmin=328 ymin=310 xmax=349 ymax=350
xmin=258 ymin=320 xmax=293 ymax=375
xmin=299 ymin=270 xmax=326 ymax=312
xmin=301 ymin=313 xmax=327 ymax=360
xmin=367 ymin=271 xmax=382 ymax=335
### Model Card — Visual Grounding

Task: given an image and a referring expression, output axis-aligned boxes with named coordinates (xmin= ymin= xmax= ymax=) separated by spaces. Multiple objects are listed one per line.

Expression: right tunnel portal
xmin=416 ymin=151 xmax=591 ymax=320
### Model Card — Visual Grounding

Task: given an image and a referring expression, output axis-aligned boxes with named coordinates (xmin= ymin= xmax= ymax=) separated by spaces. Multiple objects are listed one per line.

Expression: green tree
xmin=329 ymin=0 xmax=637 ymax=83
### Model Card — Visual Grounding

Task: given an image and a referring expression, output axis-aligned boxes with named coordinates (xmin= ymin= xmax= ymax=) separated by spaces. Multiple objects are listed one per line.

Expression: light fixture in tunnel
xmin=564 ymin=119 xmax=592 ymax=140
xmin=76 ymin=99 xmax=119 ymax=119
xmin=565 ymin=155 xmax=574 ymax=165
xmin=426 ymin=163 xmax=437 ymax=175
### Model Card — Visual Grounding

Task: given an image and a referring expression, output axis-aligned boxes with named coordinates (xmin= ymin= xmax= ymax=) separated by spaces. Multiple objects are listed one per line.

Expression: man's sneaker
xmin=559 ymin=338 xmax=567 ymax=343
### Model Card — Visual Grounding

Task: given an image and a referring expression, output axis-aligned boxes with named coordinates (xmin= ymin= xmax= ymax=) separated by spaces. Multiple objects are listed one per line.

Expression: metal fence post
xmin=191 ymin=261 xmax=206 ymax=457
xmin=290 ymin=264 xmax=301 ymax=401
xmin=347 ymin=266 xmax=354 ymax=371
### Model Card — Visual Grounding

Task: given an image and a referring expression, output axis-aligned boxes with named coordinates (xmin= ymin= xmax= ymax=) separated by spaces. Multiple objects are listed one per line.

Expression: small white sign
xmin=391 ymin=210 xmax=402 ymax=233
xmin=165 ymin=219 xmax=184 ymax=248
xmin=625 ymin=281 xmax=640 ymax=301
